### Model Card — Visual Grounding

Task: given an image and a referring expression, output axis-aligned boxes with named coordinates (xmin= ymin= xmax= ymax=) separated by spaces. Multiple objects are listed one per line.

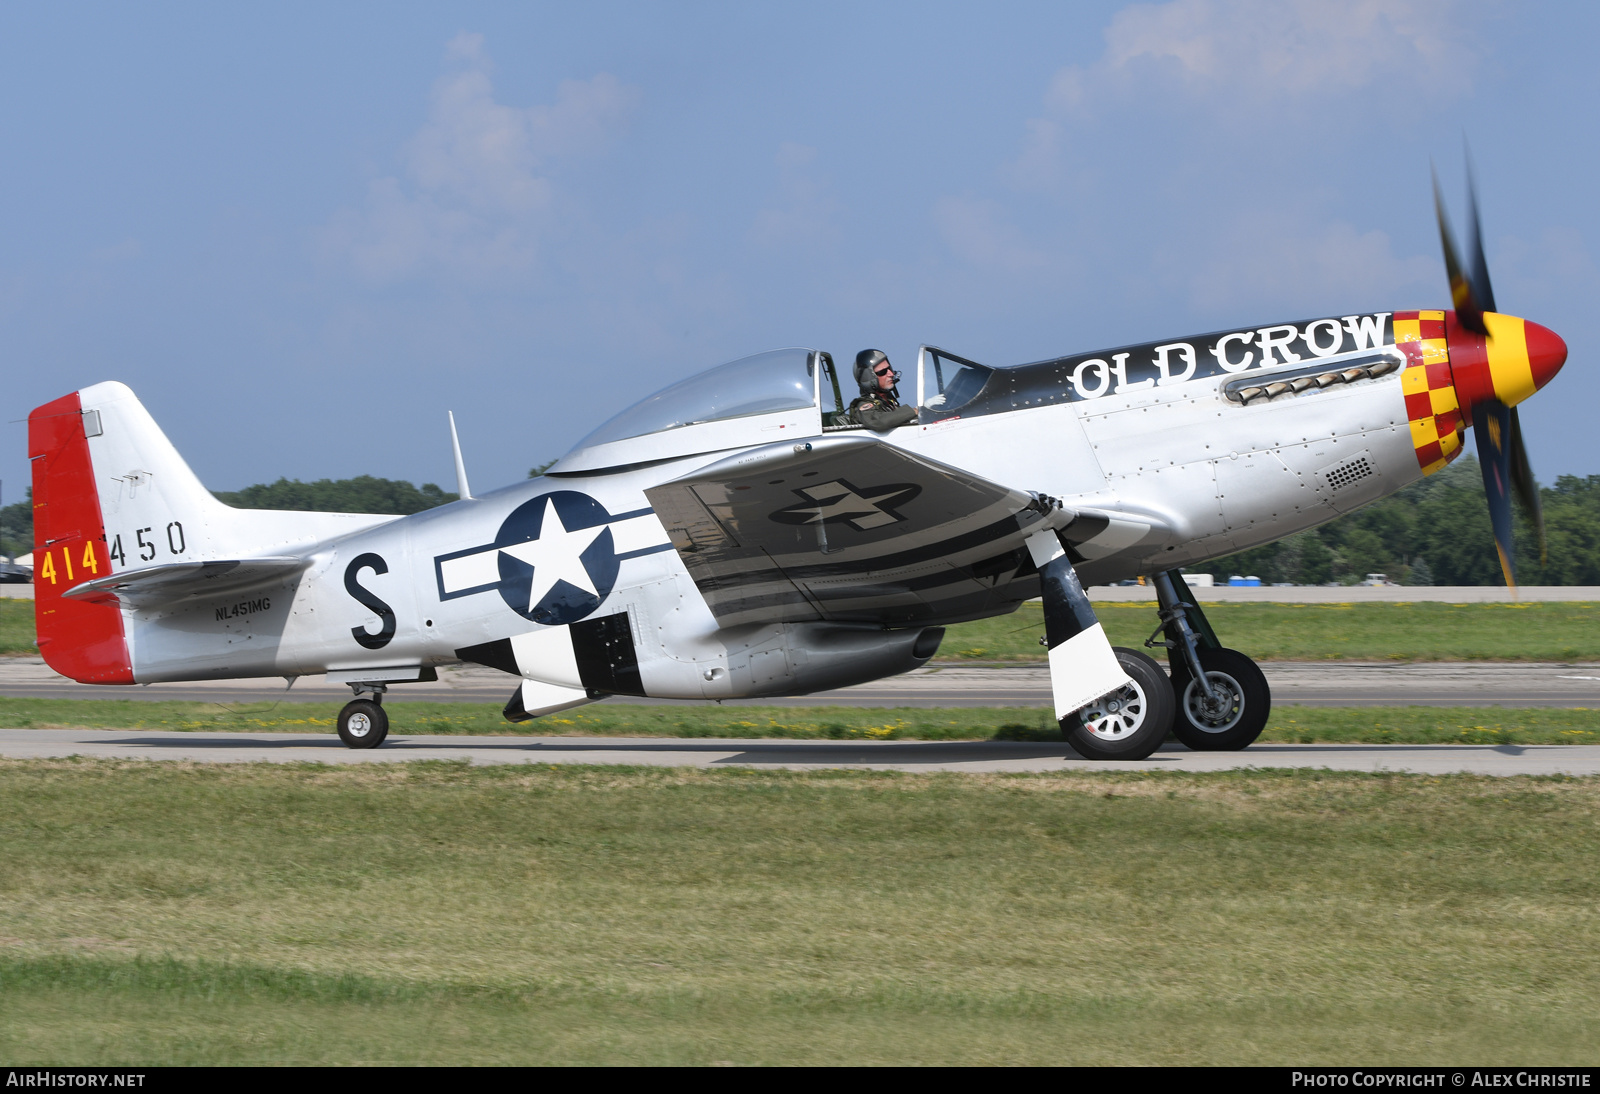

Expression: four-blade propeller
xmin=1432 ymin=158 xmax=1548 ymax=588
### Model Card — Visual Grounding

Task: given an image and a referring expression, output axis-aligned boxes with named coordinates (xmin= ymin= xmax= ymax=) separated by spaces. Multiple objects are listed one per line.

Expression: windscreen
xmin=922 ymin=348 xmax=994 ymax=414
xmin=572 ymin=349 xmax=817 ymax=449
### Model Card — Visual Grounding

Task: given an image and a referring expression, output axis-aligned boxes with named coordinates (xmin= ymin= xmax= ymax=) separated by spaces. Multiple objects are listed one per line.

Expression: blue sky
xmin=3 ymin=1 xmax=1597 ymax=501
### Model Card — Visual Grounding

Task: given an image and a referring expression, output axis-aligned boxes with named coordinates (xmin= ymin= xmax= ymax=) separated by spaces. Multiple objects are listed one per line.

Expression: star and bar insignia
xmin=768 ymin=479 xmax=921 ymax=532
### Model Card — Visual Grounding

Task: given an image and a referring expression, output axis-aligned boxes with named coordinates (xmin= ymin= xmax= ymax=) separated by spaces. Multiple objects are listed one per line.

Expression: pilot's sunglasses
xmin=874 ymin=365 xmax=894 ymax=376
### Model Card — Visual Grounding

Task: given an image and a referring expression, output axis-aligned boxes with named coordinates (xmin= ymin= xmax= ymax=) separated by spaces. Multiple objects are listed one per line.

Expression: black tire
xmin=336 ymin=699 xmax=389 ymax=749
xmin=1169 ymin=647 xmax=1270 ymax=751
xmin=1062 ymin=647 xmax=1175 ymax=761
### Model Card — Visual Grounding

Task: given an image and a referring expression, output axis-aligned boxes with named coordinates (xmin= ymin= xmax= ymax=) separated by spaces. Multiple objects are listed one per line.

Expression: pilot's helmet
xmin=854 ymin=348 xmax=893 ymax=395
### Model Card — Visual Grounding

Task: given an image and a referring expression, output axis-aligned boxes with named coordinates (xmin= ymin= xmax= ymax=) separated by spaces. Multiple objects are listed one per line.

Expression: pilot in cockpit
xmin=847 ymin=349 xmax=919 ymax=432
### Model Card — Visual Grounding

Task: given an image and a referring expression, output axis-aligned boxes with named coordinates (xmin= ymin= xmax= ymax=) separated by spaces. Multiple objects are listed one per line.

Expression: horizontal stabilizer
xmin=63 ymin=557 xmax=308 ymax=608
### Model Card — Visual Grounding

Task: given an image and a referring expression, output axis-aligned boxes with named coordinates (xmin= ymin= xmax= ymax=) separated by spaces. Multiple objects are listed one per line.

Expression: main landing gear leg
xmin=1026 ymin=526 xmax=1173 ymax=761
xmin=1147 ymin=570 xmax=1271 ymax=751
xmin=337 ymin=683 xmax=390 ymax=749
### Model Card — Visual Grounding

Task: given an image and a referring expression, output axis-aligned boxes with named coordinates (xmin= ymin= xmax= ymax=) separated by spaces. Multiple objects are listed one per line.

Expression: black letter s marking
xmin=344 ymin=552 xmax=396 ymax=650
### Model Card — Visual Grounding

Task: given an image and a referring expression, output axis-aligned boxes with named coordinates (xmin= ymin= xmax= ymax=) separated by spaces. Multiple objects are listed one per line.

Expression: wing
xmin=644 ymin=435 xmax=1066 ymax=627
xmin=63 ymin=557 xmax=308 ymax=609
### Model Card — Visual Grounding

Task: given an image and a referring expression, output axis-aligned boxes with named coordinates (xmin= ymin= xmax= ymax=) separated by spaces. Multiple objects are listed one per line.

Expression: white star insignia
xmin=499 ymin=498 xmax=607 ymax=612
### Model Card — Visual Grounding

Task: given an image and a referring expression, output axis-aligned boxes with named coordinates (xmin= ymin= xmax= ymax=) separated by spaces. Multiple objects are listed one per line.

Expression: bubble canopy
xmin=570 ymin=348 xmax=817 ymax=450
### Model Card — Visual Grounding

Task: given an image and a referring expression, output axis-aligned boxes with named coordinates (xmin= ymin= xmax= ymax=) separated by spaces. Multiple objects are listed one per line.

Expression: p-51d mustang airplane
xmin=27 ymin=175 xmax=1567 ymax=759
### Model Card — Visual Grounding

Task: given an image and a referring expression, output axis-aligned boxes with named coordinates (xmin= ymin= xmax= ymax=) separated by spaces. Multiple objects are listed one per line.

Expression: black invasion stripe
xmin=827 ymin=557 xmax=1031 ymax=597
xmin=688 ymin=512 xmax=1030 ymax=589
xmin=704 ymin=551 xmax=1036 ymax=616
xmin=571 ymin=612 xmax=644 ymax=696
xmin=824 ymin=585 xmax=1032 ymax=626
xmin=706 ymin=578 xmax=1034 ymax=628
xmin=455 ymin=638 xmax=519 ymax=676
xmin=783 ymin=512 xmax=1029 ymax=579
xmin=1038 ymin=555 xmax=1098 ymax=650
xmin=694 ymin=549 xmax=1025 ymax=600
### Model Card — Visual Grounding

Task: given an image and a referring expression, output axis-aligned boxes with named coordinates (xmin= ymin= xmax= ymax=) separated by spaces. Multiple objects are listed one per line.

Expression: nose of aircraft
xmin=1524 ymin=319 xmax=1567 ymax=393
xmin=1443 ymin=312 xmax=1566 ymax=410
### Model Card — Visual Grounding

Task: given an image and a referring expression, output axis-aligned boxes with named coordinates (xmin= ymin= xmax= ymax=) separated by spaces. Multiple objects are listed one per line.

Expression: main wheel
xmin=336 ymin=699 xmax=389 ymax=749
xmin=1169 ymin=647 xmax=1270 ymax=751
xmin=1062 ymin=647 xmax=1175 ymax=761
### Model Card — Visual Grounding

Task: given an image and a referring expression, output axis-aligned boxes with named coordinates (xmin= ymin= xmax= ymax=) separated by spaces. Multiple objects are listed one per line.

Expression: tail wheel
xmin=1061 ymin=647 xmax=1175 ymax=761
xmin=336 ymin=699 xmax=389 ymax=749
xmin=1169 ymin=647 xmax=1270 ymax=751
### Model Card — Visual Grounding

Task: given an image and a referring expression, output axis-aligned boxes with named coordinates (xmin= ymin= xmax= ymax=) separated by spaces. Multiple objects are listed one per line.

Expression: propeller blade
xmin=1464 ymin=152 xmax=1498 ymax=315
xmin=1507 ymin=407 xmax=1546 ymax=566
xmin=1473 ymin=400 xmax=1516 ymax=589
xmin=1440 ymin=156 xmax=1546 ymax=582
xmin=1433 ymin=163 xmax=1489 ymax=334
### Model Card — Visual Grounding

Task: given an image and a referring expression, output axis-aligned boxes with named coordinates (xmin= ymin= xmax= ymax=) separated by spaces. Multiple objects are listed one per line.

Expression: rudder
xmin=30 ymin=381 xmax=242 ymax=683
xmin=29 ymin=390 xmax=132 ymax=683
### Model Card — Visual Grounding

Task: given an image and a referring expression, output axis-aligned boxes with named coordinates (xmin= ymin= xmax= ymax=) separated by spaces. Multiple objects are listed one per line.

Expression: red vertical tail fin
xmin=28 ymin=392 xmax=133 ymax=684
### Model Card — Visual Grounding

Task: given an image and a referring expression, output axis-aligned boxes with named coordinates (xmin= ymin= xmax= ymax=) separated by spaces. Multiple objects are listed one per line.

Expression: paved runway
xmin=2 ymin=657 xmax=1598 ymax=707
xmin=0 ymin=727 xmax=1593 ymax=775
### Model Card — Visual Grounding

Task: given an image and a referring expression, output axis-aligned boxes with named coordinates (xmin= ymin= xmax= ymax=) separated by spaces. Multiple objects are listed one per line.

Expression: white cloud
xmin=326 ymin=32 xmax=639 ymax=281
xmin=1011 ymin=0 xmax=1474 ymax=188
xmin=1066 ymin=0 xmax=1468 ymax=105
xmin=1171 ymin=212 xmax=1436 ymax=312
xmin=954 ymin=0 xmax=1488 ymax=323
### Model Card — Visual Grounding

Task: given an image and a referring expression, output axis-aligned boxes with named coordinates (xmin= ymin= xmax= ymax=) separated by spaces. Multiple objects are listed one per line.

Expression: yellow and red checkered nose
xmin=1396 ymin=311 xmax=1463 ymax=474
xmin=1444 ymin=312 xmax=1567 ymax=410
xmin=1394 ymin=309 xmax=1568 ymax=474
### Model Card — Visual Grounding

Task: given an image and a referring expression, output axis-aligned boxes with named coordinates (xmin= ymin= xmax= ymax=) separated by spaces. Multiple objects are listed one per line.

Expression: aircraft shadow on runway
xmin=104 ymin=734 xmax=1079 ymax=762
xmin=98 ymin=734 xmax=1544 ymax=763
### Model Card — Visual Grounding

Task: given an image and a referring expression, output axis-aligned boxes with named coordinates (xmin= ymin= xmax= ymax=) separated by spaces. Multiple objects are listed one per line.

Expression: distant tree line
xmin=1202 ymin=455 xmax=1600 ymax=586
xmin=0 ymin=477 xmax=457 ymax=558
xmin=213 ymin=476 xmax=458 ymax=515
xmin=0 ymin=492 xmax=29 ymax=560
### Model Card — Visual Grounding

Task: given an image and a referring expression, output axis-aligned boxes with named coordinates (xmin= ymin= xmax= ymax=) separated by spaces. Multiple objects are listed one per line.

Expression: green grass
xmin=0 ymin=760 xmax=1596 ymax=1064
xmin=0 ymin=697 xmax=1045 ymax=739
xmin=0 ymin=598 xmax=33 ymax=655
xmin=1256 ymin=707 xmax=1600 ymax=745
xmin=2 ymin=696 xmax=1598 ymax=745
xmin=944 ymin=600 xmax=1600 ymax=662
